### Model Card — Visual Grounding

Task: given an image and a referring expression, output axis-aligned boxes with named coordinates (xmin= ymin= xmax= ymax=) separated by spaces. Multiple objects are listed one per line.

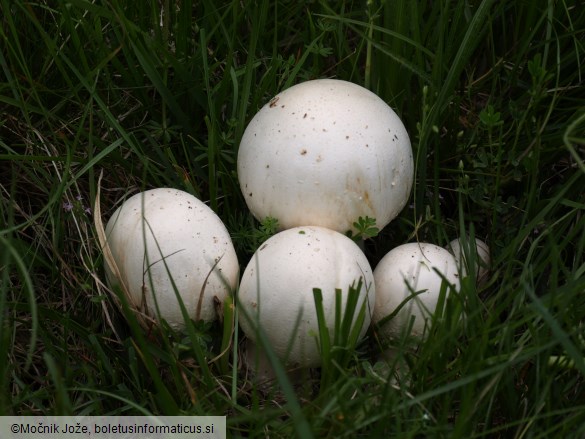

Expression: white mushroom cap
xmin=104 ymin=188 xmax=239 ymax=328
xmin=238 ymin=226 xmax=375 ymax=368
xmin=446 ymin=237 xmax=491 ymax=286
xmin=372 ymin=242 xmax=461 ymax=340
xmin=237 ymin=79 xmax=414 ymax=234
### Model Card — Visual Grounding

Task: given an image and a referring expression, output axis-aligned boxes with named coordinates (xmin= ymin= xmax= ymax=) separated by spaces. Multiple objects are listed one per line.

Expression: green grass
xmin=1 ymin=0 xmax=584 ymax=436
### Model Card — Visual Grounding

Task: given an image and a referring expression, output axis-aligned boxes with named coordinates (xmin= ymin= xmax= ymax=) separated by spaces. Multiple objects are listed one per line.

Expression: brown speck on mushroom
xmin=303 ymin=113 xmax=308 ymax=118
xmin=300 ymin=149 xmax=307 ymax=155
xmin=269 ymin=97 xmax=280 ymax=107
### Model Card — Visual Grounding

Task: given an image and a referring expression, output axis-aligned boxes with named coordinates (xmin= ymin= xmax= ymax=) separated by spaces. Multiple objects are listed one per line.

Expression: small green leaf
xmin=348 ymin=216 xmax=379 ymax=242
xmin=479 ymin=105 xmax=502 ymax=128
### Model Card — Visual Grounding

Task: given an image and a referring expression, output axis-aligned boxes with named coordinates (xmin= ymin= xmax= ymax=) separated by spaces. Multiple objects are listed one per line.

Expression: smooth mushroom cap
xmin=237 ymin=79 xmax=414 ymax=234
xmin=373 ymin=242 xmax=461 ymax=340
xmin=446 ymin=237 xmax=491 ymax=286
xmin=104 ymin=188 xmax=239 ymax=328
xmin=238 ymin=226 xmax=376 ymax=368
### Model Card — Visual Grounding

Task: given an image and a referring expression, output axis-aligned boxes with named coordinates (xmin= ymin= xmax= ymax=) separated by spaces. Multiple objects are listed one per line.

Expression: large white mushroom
xmin=372 ymin=242 xmax=461 ymax=341
xmin=238 ymin=226 xmax=375 ymax=368
xmin=104 ymin=188 xmax=239 ymax=329
xmin=237 ymin=79 xmax=413 ymax=234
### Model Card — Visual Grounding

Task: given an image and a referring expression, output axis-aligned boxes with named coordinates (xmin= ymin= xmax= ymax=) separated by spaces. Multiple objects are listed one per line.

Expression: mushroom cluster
xmin=371 ymin=237 xmax=490 ymax=344
xmin=236 ymin=79 xmax=417 ymax=372
xmin=99 ymin=79 xmax=490 ymax=385
xmin=236 ymin=79 xmax=490 ymax=374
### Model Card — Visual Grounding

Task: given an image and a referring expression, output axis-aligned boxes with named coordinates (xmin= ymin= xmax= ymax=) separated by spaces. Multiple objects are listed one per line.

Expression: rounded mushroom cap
xmin=372 ymin=242 xmax=460 ymax=340
xmin=104 ymin=188 xmax=239 ymax=328
xmin=237 ymin=79 xmax=413 ymax=234
xmin=446 ymin=237 xmax=491 ymax=286
xmin=238 ymin=226 xmax=375 ymax=368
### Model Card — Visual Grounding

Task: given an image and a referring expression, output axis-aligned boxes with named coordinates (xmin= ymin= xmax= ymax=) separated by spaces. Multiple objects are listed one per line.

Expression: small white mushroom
xmin=104 ymin=188 xmax=239 ymax=329
xmin=237 ymin=79 xmax=414 ymax=234
xmin=446 ymin=237 xmax=491 ymax=286
xmin=237 ymin=226 xmax=375 ymax=368
xmin=372 ymin=242 xmax=461 ymax=341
